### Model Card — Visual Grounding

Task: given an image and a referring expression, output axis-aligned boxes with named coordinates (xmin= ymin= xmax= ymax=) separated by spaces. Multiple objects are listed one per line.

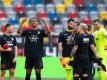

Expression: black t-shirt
xmin=74 ymin=34 xmax=94 ymax=60
xmin=58 ymin=31 xmax=75 ymax=57
xmin=21 ymin=29 xmax=47 ymax=58
xmin=88 ymin=34 xmax=96 ymax=60
xmin=0 ymin=34 xmax=17 ymax=58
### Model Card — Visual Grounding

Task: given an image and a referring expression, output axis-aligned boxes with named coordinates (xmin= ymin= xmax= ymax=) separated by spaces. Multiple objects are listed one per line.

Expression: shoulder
xmin=100 ymin=27 xmax=106 ymax=31
xmin=37 ymin=29 xmax=44 ymax=33
xmin=59 ymin=31 xmax=66 ymax=35
xmin=0 ymin=34 xmax=6 ymax=39
xmin=93 ymin=30 xmax=98 ymax=35
xmin=11 ymin=35 xmax=16 ymax=39
xmin=22 ymin=29 xmax=30 ymax=33
xmin=88 ymin=34 xmax=94 ymax=38
xmin=0 ymin=35 xmax=4 ymax=40
xmin=75 ymin=34 xmax=81 ymax=37
xmin=99 ymin=27 xmax=107 ymax=35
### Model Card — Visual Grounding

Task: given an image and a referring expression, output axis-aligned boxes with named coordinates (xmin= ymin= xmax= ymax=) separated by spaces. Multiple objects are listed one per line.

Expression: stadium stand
xmin=0 ymin=0 xmax=106 ymax=35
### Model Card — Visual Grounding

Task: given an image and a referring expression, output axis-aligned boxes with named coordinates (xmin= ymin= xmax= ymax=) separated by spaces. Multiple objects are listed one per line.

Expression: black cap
xmin=67 ymin=19 xmax=74 ymax=23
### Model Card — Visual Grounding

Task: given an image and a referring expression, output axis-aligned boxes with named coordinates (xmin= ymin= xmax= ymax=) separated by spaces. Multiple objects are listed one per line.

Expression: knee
xmin=26 ymin=69 xmax=32 ymax=74
xmin=10 ymin=71 xmax=15 ymax=76
xmin=1 ymin=70 xmax=6 ymax=76
xmin=35 ymin=69 xmax=41 ymax=73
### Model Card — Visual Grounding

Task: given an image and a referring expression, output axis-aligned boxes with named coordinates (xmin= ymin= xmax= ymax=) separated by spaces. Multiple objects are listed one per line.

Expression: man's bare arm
xmin=70 ymin=46 xmax=78 ymax=57
xmin=17 ymin=18 xmax=27 ymax=34
xmin=90 ymin=44 xmax=99 ymax=58
xmin=58 ymin=42 xmax=63 ymax=59
xmin=40 ymin=19 xmax=52 ymax=34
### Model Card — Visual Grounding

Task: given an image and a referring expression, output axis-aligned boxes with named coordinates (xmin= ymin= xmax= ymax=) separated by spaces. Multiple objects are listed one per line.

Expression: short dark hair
xmin=30 ymin=17 xmax=37 ymax=22
xmin=93 ymin=19 xmax=101 ymax=23
xmin=5 ymin=24 xmax=11 ymax=29
xmin=67 ymin=19 xmax=74 ymax=23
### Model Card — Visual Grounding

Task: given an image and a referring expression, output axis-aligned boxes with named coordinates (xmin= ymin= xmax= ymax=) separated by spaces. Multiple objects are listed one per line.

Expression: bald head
xmin=79 ymin=23 xmax=88 ymax=31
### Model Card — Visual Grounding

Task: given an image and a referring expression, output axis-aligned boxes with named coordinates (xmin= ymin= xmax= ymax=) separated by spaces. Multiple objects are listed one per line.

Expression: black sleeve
xmin=74 ymin=35 xmax=80 ymax=46
xmin=21 ymin=30 xmax=28 ymax=36
xmin=41 ymin=30 xmax=48 ymax=37
xmin=13 ymin=37 xmax=17 ymax=46
xmin=58 ymin=33 xmax=63 ymax=42
xmin=0 ymin=36 xmax=4 ymax=46
xmin=89 ymin=35 xmax=94 ymax=45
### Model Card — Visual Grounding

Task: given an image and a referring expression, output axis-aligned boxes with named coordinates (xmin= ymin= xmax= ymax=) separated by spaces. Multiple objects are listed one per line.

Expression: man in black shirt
xmin=0 ymin=24 xmax=17 ymax=80
xmin=58 ymin=19 xmax=76 ymax=80
xmin=70 ymin=23 xmax=98 ymax=80
xmin=17 ymin=17 xmax=51 ymax=80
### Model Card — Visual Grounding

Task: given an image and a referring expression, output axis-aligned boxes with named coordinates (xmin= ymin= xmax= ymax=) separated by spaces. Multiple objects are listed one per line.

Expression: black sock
xmin=74 ymin=77 xmax=79 ymax=80
xmin=81 ymin=77 xmax=88 ymax=80
xmin=25 ymin=74 xmax=31 ymax=80
xmin=36 ymin=73 xmax=41 ymax=80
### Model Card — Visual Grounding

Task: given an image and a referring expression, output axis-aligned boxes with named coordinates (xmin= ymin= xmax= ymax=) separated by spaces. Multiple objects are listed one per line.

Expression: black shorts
xmin=73 ymin=59 xmax=90 ymax=77
xmin=1 ymin=56 xmax=16 ymax=70
xmin=25 ymin=56 xmax=43 ymax=69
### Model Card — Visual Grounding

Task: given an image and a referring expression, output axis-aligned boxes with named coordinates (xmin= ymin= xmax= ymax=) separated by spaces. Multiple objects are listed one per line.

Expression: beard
xmin=68 ymin=26 xmax=73 ymax=30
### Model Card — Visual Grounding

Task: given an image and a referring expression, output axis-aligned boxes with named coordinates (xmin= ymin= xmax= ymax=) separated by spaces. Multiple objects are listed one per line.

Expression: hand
xmin=96 ymin=54 xmax=100 ymax=59
xmin=60 ymin=58 xmax=67 ymax=68
xmin=21 ymin=18 xmax=27 ymax=25
xmin=40 ymin=18 xmax=46 ymax=24
xmin=5 ymin=47 xmax=12 ymax=52
xmin=12 ymin=57 xmax=16 ymax=63
xmin=67 ymin=57 xmax=74 ymax=66
xmin=59 ymin=56 xmax=63 ymax=60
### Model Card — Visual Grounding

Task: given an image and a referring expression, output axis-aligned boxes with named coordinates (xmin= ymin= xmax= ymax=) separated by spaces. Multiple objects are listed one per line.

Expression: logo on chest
xmin=4 ymin=37 xmax=14 ymax=46
xmin=29 ymin=35 xmax=39 ymax=42
xmin=66 ymin=35 xmax=74 ymax=45
xmin=83 ymin=38 xmax=89 ymax=43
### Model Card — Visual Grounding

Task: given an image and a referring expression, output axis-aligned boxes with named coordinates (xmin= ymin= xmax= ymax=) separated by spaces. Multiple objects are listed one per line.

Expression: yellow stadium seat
xmin=2 ymin=0 xmax=12 ymax=7
xmin=56 ymin=4 xmax=65 ymax=13
xmin=43 ymin=37 xmax=49 ymax=44
xmin=64 ymin=0 xmax=73 ymax=6
xmin=99 ymin=11 xmax=107 ymax=19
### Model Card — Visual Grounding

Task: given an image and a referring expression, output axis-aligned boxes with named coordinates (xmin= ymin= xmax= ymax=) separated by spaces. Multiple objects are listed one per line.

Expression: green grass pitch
xmin=2 ymin=57 xmax=107 ymax=79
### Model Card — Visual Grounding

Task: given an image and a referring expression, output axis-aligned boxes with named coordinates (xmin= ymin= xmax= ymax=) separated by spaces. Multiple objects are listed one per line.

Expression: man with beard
xmin=58 ymin=19 xmax=76 ymax=80
xmin=17 ymin=17 xmax=51 ymax=80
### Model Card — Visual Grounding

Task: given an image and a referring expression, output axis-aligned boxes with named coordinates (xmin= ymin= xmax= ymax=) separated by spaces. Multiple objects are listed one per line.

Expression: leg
xmin=1 ymin=58 xmax=7 ymax=80
xmin=73 ymin=73 xmax=79 ymax=80
xmin=66 ymin=69 xmax=72 ymax=80
xmin=81 ymin=61 xmax=89 ymax=80
xmin=87 ymin=62 xmax=93 ymax=80
xmin=25 ymin=69 xmax=32 ymax=80
xmin=1 ymin=70 xmax=6 ymax=80
xmin=73 ymin=63 xmax=80 ymax=80
xmin=35 ymin=69 xmax=41 ymax=80
xmin=9 ymin=68 xmax=15 ymax=80
xmin=34 ymin=57 xmax=43 ymax=80
xmin=81 ymin=74 xmax=88 ymax=80
xmin=25 ymin=57 xmax=33 ymax=80
xmin=98 ymin=66 xmax=106 ymax=80
xmin=9 ymin=60 xmax=16 ymax=80
xmin=64 ymin=57 xmax=72 ymax=80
